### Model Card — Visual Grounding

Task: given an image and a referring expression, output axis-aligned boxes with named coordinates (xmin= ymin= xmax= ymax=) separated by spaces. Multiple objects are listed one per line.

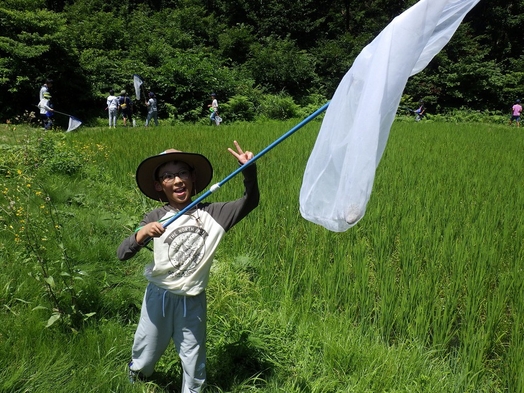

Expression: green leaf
xmin=43 ymin=276 xmax=55 ymax=287
xmin=45 ymin=313 xmax=61 ymax=328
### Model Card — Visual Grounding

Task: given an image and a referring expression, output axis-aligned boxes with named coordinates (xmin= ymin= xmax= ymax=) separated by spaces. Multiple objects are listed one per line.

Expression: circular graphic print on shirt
xmin=164 ymin=226 xmax=207 ymax=277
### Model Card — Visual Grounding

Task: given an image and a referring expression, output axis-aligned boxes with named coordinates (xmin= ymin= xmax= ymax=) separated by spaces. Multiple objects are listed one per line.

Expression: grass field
xmin=1 ymin=118 xmax=523 ymax=392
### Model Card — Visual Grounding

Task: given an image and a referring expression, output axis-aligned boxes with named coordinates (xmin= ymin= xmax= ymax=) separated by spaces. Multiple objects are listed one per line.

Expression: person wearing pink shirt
xmin=509 ymin=99 xmax=522 ymax=127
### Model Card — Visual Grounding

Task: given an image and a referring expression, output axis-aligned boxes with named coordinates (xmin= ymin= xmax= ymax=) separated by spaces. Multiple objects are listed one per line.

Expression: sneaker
xmin=128 ymin=362 xmax=142 ymax=384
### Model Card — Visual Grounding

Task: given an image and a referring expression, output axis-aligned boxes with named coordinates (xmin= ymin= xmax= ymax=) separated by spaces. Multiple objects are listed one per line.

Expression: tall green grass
xmin=1 ymin=120 xmax=523 ymax=392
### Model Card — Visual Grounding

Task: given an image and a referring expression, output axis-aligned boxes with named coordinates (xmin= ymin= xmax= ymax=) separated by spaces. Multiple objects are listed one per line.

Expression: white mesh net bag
xmin=299 ymin=0 xmax=480 ymax=232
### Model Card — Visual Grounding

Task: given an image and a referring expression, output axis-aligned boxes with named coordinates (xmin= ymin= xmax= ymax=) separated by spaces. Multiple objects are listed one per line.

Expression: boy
xmin=37 ymin=92 xmax=54 ymax=129
xmin=117 ymin=141 xmax=259 ymax=392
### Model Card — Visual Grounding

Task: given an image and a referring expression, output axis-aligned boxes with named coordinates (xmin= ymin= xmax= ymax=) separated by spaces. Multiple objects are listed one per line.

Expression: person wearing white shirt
xmin=39 ymin=79 xmax=53 ymax=101
xmin=207 ymin=93 xmax=220 ymax=126
xmin=37 ymin=92 xmax=54 ymax=129
xmin=145 ymin=92 xmax=159 ymax=127
xmin=106 ymin=89 xmax=119 ymax=128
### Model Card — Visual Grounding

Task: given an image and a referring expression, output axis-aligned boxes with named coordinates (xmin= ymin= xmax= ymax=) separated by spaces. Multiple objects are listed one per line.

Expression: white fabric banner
xmin=299 ymin=0 xmax=480 ymax=232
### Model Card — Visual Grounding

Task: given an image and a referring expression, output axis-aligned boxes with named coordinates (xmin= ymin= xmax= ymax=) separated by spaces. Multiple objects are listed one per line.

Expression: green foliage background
xmin=2 ymin=0 xmax=524 ymax=123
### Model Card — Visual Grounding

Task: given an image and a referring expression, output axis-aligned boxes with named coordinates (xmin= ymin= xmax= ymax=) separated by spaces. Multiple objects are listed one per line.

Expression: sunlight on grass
xmin=1 ymin=120 xmax=523 ymax=391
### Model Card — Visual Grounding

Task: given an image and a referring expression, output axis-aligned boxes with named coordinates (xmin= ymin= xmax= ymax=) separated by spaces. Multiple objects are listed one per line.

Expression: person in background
xmin=414 ymin=100 xmax=426 ymax=121
xmin=119 ymin=90 xmax=135 ymax=127
xmin=509 ymin=99 xmax=522 ymax=127
xmin=39 ymin=78 xmax=53 ymax=101
xmin=106 ymin=89 xmax=119 ymax=128
xmin=44 ymin=95 xmax=55 ymax=130
xmin=145 ymin=92 xmax=159 ymax=127
xmin=117 ymin=141 xmax=259 ymax=391
xmin=208 ymin=93 xmax=219 ymax=126
xmin=37 ymin=92 xmax=54 ymax=130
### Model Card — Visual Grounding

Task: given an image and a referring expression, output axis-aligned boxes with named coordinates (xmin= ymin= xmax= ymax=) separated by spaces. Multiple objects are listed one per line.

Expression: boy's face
xmin=154 ymin=161 xmax=196 ymax=208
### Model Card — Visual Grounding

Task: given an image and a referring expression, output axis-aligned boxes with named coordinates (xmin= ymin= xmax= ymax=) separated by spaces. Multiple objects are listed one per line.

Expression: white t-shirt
xmin=107 ymin=95 xmax=119 ymax=110
xmin=37 ymin=98 xmax=51 ymax=114
xmin=39 ymin=85 xmax=48 ymax=101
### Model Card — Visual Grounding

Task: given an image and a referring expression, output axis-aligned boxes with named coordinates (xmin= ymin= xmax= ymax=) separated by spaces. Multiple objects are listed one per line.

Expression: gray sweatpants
xmin=130 ymin=283 xmax=207 ymax=392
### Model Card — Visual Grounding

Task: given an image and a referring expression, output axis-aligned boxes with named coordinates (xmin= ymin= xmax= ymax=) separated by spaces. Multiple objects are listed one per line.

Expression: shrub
xmin=259 ymin=94 xmax=299 ymax=120
xmin=220 ymin=95 xmax=256 ymax=122
xmin=37 ymin=132 xmax=84 ymax=175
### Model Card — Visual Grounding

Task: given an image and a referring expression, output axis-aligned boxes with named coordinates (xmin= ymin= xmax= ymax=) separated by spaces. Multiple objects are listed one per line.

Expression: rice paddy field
xmin=0 ymin=118 xmax=523 ymax=392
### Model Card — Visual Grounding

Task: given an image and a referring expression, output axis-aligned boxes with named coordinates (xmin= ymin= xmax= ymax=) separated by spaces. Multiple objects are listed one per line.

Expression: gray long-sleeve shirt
xmin=117 ymin=164 xmax=259 ymax=295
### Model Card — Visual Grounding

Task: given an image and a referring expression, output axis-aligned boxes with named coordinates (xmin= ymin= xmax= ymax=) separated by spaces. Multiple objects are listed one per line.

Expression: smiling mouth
xmin=172 ymin=185 xmax=189 ymax=197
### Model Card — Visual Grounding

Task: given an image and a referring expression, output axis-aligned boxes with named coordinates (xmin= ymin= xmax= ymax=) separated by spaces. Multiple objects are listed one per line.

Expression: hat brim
xmin=136 ymin=151 xmax=213 ymax=201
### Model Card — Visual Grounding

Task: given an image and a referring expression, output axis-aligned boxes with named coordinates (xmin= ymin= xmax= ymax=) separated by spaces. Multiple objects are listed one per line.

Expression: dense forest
xmin=1 ymin=0 xmax=524 ymax=123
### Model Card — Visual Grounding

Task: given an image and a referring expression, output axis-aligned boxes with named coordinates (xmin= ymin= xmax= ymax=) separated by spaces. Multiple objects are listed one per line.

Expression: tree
xmin=245 ymin=36 xmax=318 ymax=98
xmin=3 ymin=0 xmax=524 ymax=123
xmin=0 ymin=0 xmax=92 ymax=122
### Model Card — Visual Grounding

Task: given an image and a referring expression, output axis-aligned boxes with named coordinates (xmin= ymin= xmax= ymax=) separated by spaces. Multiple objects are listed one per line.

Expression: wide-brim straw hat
xmin=136 ymin=149 xmax=213 ymax=201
